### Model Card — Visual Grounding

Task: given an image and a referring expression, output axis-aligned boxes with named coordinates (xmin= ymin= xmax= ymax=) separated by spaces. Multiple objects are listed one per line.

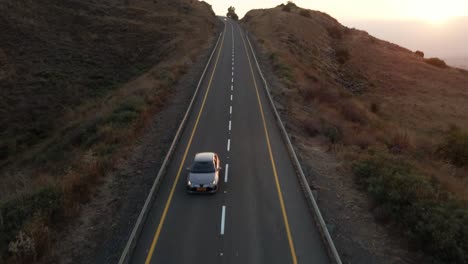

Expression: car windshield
xmin=191 ymin=161 xmax=215 ymax=173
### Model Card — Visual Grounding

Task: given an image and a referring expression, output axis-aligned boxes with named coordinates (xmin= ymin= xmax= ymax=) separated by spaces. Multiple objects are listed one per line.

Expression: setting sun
xmin=407 ymin=0 xmax=466 ymax=24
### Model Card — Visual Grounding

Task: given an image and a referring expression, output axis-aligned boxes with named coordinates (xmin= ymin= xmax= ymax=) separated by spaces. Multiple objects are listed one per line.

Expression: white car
xmin=186 ymin=152 xmax=221 ymax=193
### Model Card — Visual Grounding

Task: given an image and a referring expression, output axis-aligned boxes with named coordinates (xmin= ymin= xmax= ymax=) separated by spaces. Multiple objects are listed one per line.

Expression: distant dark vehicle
xmin=186 ymin=152 xmax=221 ymax=193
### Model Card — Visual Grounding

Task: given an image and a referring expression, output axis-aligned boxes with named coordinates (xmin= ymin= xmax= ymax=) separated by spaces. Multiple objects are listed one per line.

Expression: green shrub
xmin=438 ymin=126 xmax=468 ymax=167
xmin=341 ymin=100 xmax=367 ymax=125
xmin=226 ymin=6 xmax=239 ymax=21
xmin=0 ymin=144 xmax=9 ymax=161
xmin=270 ymin=53 xmax=294 ymax=85
xmin=113 ymin=95 xmax=145 ymax=114
xmin=282 ymin=1 xmax=296 ymax=12
xmin=425 ymin=57 xmax=448 ymax=68
xmin=303 ymin=119 xmax=319 ymax=137
xmin=274 ymin=63 xmax=294 ymax=83
xmin=326 ymin=26 xmax=343 ymax=40
xmin=335 ymin=48 xmax=350 ymax=64
xmin=299 ymin=9 xmax=311 ymax=18
xmin=415 ymin=50 xmax=424 ymax=58
xmin=286 ymin=1 xmax=296 ymax=7
xmin=0 ymin=187 xmax=62 ymax=257
xmin=370 ymin=102 xmax=379 ymax=113
xmin=69 ymin=117 xmax=104 ymax=147
xmin=154 ymin=69 xmax=175 ymax=85
xmin=352 ymin=152 xmax=468 ymax=263
xmin=108 ymin=110 xmax=139 ymax=127
xmin=269 ymin=52 xmax=278 ymax=62
xmin=324 ymin=125 xmax=342 ymax=144
xmin=106 ymin=95 xmax=145 ymax=127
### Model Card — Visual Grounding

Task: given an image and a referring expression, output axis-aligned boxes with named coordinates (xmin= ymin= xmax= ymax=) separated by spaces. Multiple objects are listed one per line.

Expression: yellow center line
xmin=144 ymin=24 xmax=227 ymax=264
xmin=238 ymin=26 xmax=298 ymax=264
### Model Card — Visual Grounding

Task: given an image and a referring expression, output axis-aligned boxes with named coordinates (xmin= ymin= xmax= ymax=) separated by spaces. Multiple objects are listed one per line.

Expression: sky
xmin=205 ymin=0 xmax=468 ymax=22
xmin=204 ymin=0 xmax=468 ymax=58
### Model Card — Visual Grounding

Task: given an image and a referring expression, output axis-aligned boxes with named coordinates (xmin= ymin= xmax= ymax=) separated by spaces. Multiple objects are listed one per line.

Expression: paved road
xmin=129 ymin=18 xmax=330 ymax=264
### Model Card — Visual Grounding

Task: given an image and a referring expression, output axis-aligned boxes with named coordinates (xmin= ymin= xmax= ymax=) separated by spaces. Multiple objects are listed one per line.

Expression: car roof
xmin=194 ymin=152 xmax=215 ymax=162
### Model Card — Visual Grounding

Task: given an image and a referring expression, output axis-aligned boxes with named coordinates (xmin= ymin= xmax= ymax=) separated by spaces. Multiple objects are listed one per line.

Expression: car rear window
xmin=191 ymin=161 xmax=215 ymax=173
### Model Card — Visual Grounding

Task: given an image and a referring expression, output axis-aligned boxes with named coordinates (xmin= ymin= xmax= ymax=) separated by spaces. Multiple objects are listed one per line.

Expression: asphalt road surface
xmin=129 ymin=18 xmax=330 ymax=264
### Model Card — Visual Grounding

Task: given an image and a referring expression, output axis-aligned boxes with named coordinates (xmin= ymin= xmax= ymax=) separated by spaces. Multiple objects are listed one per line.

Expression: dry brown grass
xmin=0 ymin=0 xmax=218 ymax=262
xmin=243 ymin=6 xmax=468 ymax=260
xmin=386 ymin=129 xmax=415 ymax=153
xmin=242 ymin=3 xmax=468 ymax=199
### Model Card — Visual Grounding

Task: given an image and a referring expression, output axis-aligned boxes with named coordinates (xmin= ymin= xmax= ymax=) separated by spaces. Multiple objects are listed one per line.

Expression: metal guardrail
xmin=245 ymin=33 xmax=342 ymax=264
xmin=117 ymin=31 xmax=224 ymax=264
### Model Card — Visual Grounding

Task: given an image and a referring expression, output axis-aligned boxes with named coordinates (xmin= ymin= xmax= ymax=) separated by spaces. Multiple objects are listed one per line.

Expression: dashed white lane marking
xmin=227 ymin=139 xmax=230 ymax=151
xmin=230 ymin=94 xmax=233 ymax=101
xmin=229 ymin=120 xmax=231 ymax=131
xmin=231 ymin=77 xmax=233 ymax=83
xmin=224 ymin=164 xmax=229 ymax=182
xmin=232 ymin=61 xmax=234 ymax=66
xmin=231 ymin=20 xmax=234 ymax=48
xmin=231 ymin=84 xmax=233 ymax=91
xmin=220 ymin=206 xmax=226 ymax=235
xmin=232 ymin=66 xmax=234 ymax=71
xmin=232 ymin=72 xmax=234 ymax=76
xmin=229 ymin=106 xmax=232 ymax=114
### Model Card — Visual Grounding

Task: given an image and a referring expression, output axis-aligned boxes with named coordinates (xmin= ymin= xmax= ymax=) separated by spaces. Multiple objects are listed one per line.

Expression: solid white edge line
xmin=227 ymin=139 xmax=231 ymax=151
xmin=224 ymin=164 xmax=229 ymax=182
xmin=220 ymin=206 xmax=226 ymax=235
xmin=229 ymin=120 xmax=231 ymax=131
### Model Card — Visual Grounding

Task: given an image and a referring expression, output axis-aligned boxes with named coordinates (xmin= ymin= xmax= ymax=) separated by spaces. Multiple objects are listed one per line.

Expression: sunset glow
xmin=409 ymin=0 xmax=467 ymax=24
xmin=205 ymin=0 xmax=468 ymax=23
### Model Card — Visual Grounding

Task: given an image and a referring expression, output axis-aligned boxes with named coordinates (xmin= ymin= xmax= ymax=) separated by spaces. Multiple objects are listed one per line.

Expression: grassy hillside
xmin=242 ymin=2 xmax=468 ymax=263
xmin=0 ymin=0 xmax=218 ymax=262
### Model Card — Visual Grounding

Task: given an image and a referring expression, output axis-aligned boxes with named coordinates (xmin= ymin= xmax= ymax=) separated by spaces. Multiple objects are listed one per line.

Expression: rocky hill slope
xmin=0 ymin=0 xmax=218 ymax=262
xmin=242 ymin=3 xmax=468 ymax=263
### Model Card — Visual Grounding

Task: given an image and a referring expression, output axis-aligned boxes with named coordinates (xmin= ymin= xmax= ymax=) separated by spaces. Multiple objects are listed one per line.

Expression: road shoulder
xmin=52 ymin=31 xmax=221 ymax=264
xmin=245 ymin=32 xmax=424 ymax=264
